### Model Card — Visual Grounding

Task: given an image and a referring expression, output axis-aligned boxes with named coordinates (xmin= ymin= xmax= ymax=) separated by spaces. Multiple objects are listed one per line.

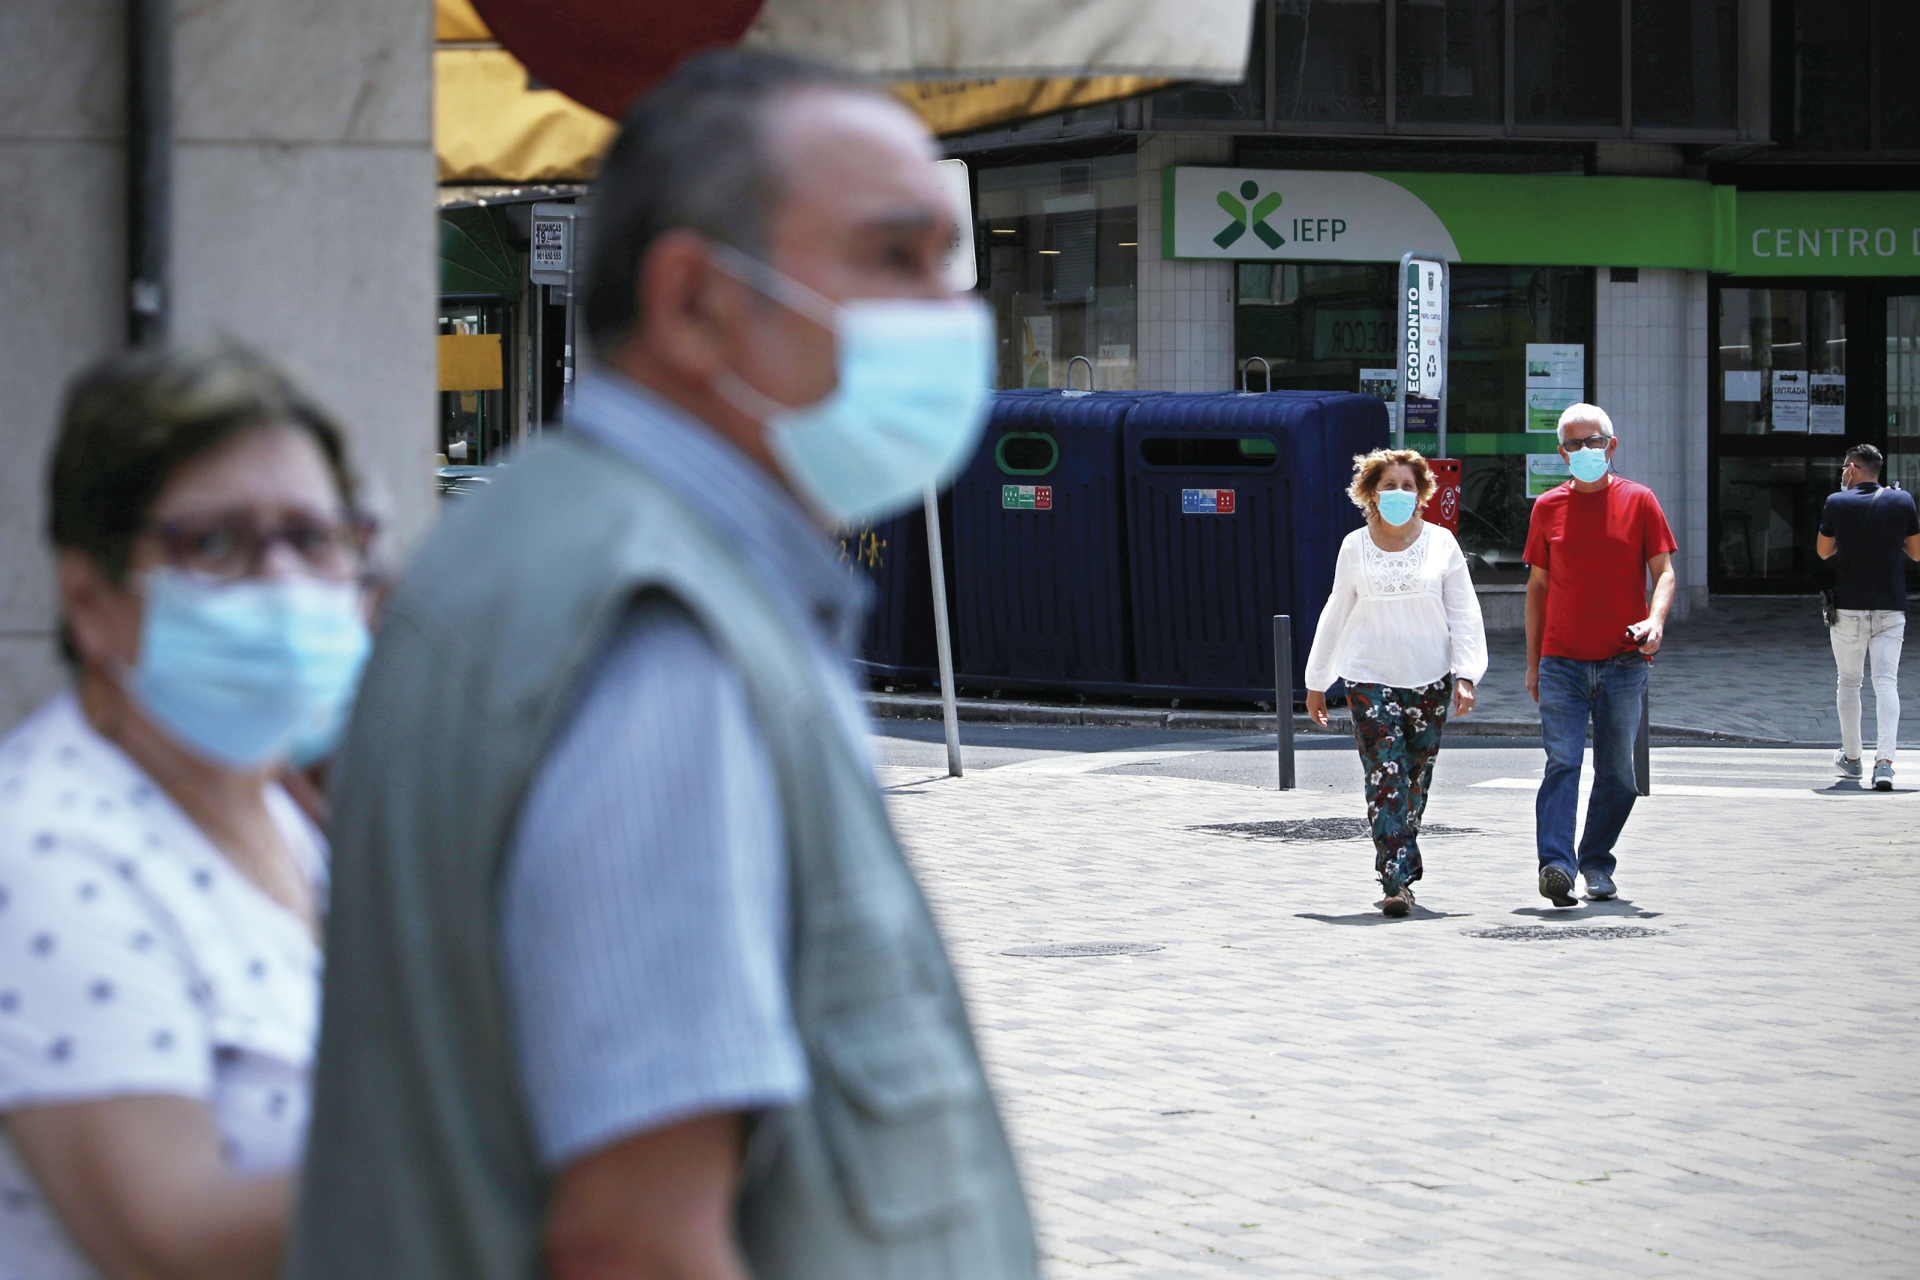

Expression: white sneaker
xmin=1873 ymin=759 xmax=1894 ymax=791
xmin=1835 ymin=750 xmax=1863 ymax=779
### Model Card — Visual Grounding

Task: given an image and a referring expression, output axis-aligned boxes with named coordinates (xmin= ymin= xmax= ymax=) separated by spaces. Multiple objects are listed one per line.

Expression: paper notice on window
xmin=1528 ymin=454 xmax=1572 ymax=498
xmin=1770 ymin=370 xmax=1809 ymax=432
xmin=1724 ymin=370 xmax=1762 ymax=402
xmin=1525 ymin=343 xmax=1586 ymax=433
xmin=1360 ymin=367 xmax=1398 ymax=432
xmin=1809 ymin=374 xmax=1845 ymax=435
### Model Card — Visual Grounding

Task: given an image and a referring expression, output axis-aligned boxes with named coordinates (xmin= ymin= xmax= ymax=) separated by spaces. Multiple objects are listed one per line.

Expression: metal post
xmin=924 ymin=487 xmax=962 ymax=778
xmin=561 ymin=281 xmax=576 ymax=410
xmin=1634 ymin=683 xmax=1651 ymax=797
xmin=1274 ymin=615 xmax=1295 ymax=790
xmin=1436 ymin=260 xmax=1450 ymax=460
xmin=1394 ymin=253 xmax=1411 ymax=449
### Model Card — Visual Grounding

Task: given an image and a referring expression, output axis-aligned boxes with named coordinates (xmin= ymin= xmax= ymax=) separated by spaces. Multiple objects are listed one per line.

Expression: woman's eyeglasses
xmin=142 ymin=513 xmax=375 ymax=581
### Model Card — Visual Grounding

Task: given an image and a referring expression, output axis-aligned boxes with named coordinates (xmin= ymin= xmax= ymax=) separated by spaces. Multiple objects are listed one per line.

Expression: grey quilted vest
xmin=287 ymin=430 xmax=1037 ymax=1280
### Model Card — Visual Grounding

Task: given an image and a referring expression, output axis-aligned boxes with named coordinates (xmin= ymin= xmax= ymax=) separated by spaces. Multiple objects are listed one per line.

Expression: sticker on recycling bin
xmin=1182 ymin=488 xmax=1236 ymax=514
xmin=1002 ymin=484 xmax=1053 ymax=510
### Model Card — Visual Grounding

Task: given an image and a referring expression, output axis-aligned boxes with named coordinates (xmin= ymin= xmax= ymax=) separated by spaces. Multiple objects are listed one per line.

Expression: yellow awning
xmin=891 ymin=76 xmax=1170 ymax=135
xmin=433 ymin=0 xmax=1189 ymax=183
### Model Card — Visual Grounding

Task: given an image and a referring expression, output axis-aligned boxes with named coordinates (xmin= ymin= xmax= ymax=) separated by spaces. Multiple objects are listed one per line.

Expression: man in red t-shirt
xmin=1523 ymin=403 xmax=1677 ymax=907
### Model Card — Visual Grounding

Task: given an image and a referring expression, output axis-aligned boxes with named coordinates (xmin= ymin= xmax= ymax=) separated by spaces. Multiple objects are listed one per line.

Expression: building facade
xmin=947 ymin=0 xmax=1919 ymax=624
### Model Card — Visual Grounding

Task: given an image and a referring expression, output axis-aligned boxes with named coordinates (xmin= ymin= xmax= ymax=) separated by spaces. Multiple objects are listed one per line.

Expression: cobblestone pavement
xmin=882 ymin=743 xmax=1920 ymax=1277
xmin=1475 ymin=596 xmax=1920 ymax=747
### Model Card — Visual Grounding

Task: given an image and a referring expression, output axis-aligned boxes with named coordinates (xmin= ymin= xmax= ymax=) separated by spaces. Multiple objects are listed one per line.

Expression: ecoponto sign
xmin=1401 ymin=257 xmax=1445 ymax=402
xmin=1164 ymin=168 xmax=1458 ymax=262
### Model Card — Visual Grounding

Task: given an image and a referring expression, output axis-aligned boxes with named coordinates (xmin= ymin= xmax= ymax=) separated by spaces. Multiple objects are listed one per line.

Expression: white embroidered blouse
xmin=1303 ymin=523 xmax=1489 ymax=691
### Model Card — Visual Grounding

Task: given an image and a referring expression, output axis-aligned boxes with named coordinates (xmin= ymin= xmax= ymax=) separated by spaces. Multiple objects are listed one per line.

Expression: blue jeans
xmin=1536 ymin=654 xmax=1649 ymax=883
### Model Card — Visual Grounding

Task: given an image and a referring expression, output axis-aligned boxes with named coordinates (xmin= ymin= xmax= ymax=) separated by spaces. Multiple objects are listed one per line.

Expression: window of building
xmin=1789 ymin=0 xmax=1871 ymax=151
xmin=1395 ymin=0 xmax=1505 ymax=126
xmin=1234 ymin=260 xmax=1592 ymax=580
xmin=1273 ymin=0 xmax=1385 ymax=125
xmin=1513 ymin=0 xmax=1620 ymax=129
xmin=1775 ymin=0 xmax=1920 ymax=152
xmin=437 ymin=300 xmax=511 ymax=466
xmin=976 ymin=153 xmax=1139 ymax=391
xmin=1153 ymin=4 xmax=1265 ymax=121
xmin=1149 ymin=0 xmax=1746 ymax=137
xmin=1631 ymin=0 xmax=1736 ymax=130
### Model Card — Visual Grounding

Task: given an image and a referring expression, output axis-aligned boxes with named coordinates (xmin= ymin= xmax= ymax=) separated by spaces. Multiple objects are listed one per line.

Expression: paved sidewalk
xmin=884 ymin=748 xmax=1919 ymax=1277
xmin=873 ymin=597 xmax=1920 ymax=747
xmin=1475 ymin=596 xmax=1920 ymax=746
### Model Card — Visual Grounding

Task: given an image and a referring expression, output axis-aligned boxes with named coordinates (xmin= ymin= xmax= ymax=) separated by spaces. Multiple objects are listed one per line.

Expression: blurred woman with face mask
xmin=1304 ymin=449 xmax=1487 ymax=918
xmin=0 ymin=343 xmax=371 ymax=1280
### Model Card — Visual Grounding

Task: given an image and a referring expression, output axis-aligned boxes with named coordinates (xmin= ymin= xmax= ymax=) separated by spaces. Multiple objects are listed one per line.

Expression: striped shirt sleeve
xmin=499 ymin=599 xmax=807 ymax=1170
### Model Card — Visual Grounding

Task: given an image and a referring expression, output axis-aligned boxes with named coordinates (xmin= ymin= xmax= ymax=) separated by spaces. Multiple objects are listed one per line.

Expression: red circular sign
xmin=472 ymin=0 xmax=766 ymax=119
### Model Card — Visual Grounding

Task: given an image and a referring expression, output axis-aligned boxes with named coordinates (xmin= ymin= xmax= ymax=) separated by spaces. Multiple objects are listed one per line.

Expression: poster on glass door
xmin=1770 ymin=370 xmax=1809 ymax=432
xmin=1809 ymin=374 xmax=1846 ymax=435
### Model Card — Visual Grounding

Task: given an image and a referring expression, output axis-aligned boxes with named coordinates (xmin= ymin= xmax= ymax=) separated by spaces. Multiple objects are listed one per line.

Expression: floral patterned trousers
xmin=1347 ymin=677 xmax=1451 ymax=896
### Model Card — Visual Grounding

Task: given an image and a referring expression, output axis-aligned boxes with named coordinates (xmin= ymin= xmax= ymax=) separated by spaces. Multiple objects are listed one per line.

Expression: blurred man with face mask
xmin=289 ymin=50 xmax=1036 ymax=1280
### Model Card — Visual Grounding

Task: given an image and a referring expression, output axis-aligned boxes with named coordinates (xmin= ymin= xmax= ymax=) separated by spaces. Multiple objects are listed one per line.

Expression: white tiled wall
xmin=1595 ymin=268 xmax=1711 ymax=619
xmin=1136 ymin=134 xmax=1237 ymax=392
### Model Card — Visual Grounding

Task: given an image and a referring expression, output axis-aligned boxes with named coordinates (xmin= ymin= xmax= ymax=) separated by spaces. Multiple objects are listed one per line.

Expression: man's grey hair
xmin=582 ymin=48 xmax=869 ymax=351
xmin=1557 ymin=402 xmax=1614 ymax=438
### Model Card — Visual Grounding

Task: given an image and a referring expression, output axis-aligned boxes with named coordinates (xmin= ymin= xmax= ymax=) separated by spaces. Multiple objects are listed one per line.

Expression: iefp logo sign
xmin=1215 ymin=180 xmax=1283 ymax=250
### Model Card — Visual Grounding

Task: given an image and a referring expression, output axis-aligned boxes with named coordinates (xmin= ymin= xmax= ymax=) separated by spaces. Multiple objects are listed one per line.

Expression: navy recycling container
xmin=952 ymin=390 xmax=1144 ymax=693
xmin=1122 ymin=391 xmax=1389 ymax=701
xmin=839 ymin=491 xmax=954 ymax=684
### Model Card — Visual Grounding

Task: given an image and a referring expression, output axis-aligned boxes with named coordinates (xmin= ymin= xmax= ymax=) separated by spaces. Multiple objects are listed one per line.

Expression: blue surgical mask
xmin=1376 ymin=489 xmax=1420 ymax=527
xmin=1566 ymin=444 xmax=1611 ymax=484
xmin=709 ymin=246 xmax=994 ymax=526
xmin=131 ymin=569 xmax=371 ymax=769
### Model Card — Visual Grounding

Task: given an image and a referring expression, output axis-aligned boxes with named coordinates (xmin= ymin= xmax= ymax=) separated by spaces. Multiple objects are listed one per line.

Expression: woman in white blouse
xmin=0 ymin=344 xmax=371 ymax=1280
xmin=1304 ymin=449 xmax=1488 ymax=918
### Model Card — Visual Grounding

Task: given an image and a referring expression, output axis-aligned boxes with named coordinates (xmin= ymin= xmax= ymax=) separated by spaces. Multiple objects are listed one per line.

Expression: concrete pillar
xmin=1136 ymin=133 xmax=1236 ymax=393
xmin=1594 ymin=267 xmax=1711 ymax=621
xmin=0 ymin=0 xmax=437 ymax=732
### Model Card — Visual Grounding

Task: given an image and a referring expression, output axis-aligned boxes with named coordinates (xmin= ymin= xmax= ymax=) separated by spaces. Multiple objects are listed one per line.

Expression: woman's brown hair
xmin=1345 ymin=448 xmax=1437 ymax=516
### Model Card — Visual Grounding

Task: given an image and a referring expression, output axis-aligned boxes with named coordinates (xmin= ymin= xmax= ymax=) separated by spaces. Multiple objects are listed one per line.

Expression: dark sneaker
xmin=1585 ymin=872 xmax=1617 ymax=901
xmin=1381 ymin=895 xmax=1411 ymax=918
xmin=1539 ymin=865 xmax=1578 ymax=907
xmin=1874 ymin=759 xmax=1894 ymax=791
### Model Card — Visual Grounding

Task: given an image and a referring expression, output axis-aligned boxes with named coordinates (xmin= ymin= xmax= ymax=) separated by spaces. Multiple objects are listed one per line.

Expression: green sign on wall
xmin=1165 ymin=169 xmax=1920 ymax=276
xmin=1734 ymin=191 xmax=1920 ymax=276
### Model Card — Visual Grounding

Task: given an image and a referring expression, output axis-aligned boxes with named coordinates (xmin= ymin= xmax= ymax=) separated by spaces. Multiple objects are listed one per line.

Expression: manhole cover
xmin=1001 ymin=941 xmax=1166 ymax=957
xmin=1194 ymin=818 xmax=1479 ymax=842
xmin=1466 ymin=925 xmax=1666 ymax=941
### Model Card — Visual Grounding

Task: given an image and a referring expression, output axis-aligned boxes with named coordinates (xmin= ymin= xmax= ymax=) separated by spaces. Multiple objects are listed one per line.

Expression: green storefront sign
xmin=1166 ymin=168 xmax=1920 ymax=276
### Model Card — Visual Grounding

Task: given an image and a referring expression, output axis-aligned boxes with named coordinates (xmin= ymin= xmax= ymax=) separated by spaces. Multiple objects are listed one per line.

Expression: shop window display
xmin=977 ymin=153 xmax=1139 ymax=392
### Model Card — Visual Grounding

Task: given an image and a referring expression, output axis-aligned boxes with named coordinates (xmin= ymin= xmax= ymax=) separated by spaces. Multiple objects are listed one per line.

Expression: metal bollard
xmin=924 ymin=487 xmax=962 ymax=778
xmin=1634 ymin=683 xmax=1651 ymax=797
xmin=1274 ymin=615 xmax=1295 ymax=790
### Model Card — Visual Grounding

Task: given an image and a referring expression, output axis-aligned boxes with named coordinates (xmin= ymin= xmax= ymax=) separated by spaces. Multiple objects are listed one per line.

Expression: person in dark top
xmin=1818 ymin=443 xmax=1920 ymax=790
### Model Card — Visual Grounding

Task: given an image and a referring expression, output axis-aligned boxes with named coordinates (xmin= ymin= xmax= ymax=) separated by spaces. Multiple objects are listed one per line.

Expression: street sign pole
xmin=1436 ymin=259 xmax=1450 ymax=459
xmin=1394 ymin=252 xmax=1411 ymax=450
xmin=924 ymin=487 xmax=962 ymax=778
xmin=530 ymin=202 xmax=585 ymax=414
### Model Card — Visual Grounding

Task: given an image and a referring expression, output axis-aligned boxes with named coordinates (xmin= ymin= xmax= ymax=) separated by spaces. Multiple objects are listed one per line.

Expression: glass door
xmin=1888 ymin=294 xmax=1920 ymax=490
xmin=1711 ymin=284 xmax=1851 ymax=591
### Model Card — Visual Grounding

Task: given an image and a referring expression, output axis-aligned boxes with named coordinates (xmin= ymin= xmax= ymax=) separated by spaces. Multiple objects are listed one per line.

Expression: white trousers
xmin=1832 ymin=609 xmax=1906 ymax=763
